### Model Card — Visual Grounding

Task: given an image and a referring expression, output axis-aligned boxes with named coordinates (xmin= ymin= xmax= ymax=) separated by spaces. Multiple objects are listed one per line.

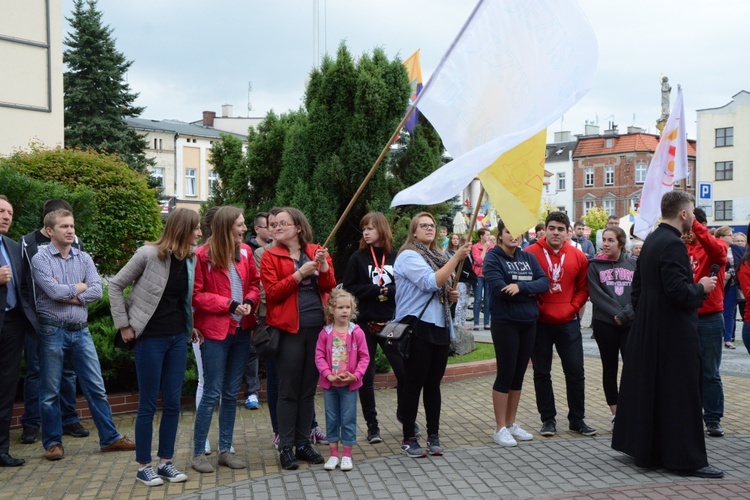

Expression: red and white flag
xmin=633 ymin=85 xmax=688 ymax=239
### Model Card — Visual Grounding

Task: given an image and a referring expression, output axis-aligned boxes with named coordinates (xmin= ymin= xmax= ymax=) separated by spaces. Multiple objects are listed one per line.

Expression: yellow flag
xmin=477 ymin=129 xmax=547 ymax=238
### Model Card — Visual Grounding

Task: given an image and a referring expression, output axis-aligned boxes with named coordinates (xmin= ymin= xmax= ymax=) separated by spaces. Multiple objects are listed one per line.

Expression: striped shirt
xmin=31 ymin=243 xmax=102 ymax=323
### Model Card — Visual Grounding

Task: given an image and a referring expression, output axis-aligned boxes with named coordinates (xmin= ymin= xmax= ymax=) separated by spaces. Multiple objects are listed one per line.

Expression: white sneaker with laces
xmin=340 ymin=456 xmax=353 ymax=471
xmin=506 ymin=423 xmax=533 ymax=441
xmin=494 ymin=426 xmax=518 ymax=447
xmin=324 ymin=456 xmax=339 ymax=470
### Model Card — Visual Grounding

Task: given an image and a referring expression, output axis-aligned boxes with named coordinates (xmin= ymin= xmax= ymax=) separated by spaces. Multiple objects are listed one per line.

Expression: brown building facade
xmin=572 ymin=130 xmax=696 ymax=220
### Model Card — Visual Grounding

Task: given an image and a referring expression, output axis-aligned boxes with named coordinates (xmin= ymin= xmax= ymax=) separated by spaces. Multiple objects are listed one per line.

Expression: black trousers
xmin=0 ymin=309 xmax=28 ymax=454
xmin=491 ymin=321 xmax=536 ymax=393
xmin=358 ymin=321 xmax=406 ymax=432
xmin=399 ymin=327 xmax=449 ymax=440
xmin=592 ymin=319 xmax=629 ymax=406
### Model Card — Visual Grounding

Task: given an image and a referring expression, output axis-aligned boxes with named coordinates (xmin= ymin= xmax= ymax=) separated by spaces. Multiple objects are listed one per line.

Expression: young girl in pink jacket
xmin=315 ymin=289 xmax=370 ymax=471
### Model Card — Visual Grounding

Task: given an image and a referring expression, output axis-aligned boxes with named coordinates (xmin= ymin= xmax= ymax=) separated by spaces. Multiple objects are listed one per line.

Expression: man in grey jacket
xmin=572 ymin=220 xmax=595 ymax=260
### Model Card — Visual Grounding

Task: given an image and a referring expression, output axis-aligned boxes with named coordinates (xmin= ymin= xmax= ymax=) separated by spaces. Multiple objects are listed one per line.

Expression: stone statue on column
xmin=656 ymin=76 xmax=671 ymax=134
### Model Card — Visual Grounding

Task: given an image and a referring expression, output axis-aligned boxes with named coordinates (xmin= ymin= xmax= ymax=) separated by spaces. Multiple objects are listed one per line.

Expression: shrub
xmin=1 ymin=147 xmax=162 ymax=275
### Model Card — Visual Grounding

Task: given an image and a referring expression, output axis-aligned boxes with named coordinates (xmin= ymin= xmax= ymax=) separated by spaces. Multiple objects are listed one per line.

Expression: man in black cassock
xmin=611 ymin=191 xmax=723 ymax=478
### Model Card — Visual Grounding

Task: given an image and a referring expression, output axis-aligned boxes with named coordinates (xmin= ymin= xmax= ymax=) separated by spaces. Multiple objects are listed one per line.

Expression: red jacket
xmin=738 ymin=262 xmax=750 ymax=323
xmin=471 ymin=241 xmax=493 ymax=278
xmin=192 ymin=243 xmax=260 ymax=341
xmin=260 ymin=243 xmax=336 ymax=334
xmin=525 ymin=237 xmax=589 ymax=324
xmin=685 ymin=220 xmax=727 ymax=315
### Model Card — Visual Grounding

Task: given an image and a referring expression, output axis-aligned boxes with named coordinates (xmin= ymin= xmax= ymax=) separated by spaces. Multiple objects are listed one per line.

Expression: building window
xmin=557 ymin=206 xmax=566 ymax=213
xmin=603 ymin=199 xmax=615 ymax=216
xmin=151 ymin=167 xmax=164 ymax=187
xmin=584 ymin=167 xmax=594 ymax=186
xmin=185 ymin=168 xmax=197 ymax=196
xmin=605 ymin=138 xmax=613 ymax=148
xmin=557 ymin=173 xmax=566 ymax=191
xmin=208 ymin=170 xmax=219 ymax=196
xmin=715 ymin=127 xmax=733 ymax=147
xmin=715 ymin=200 xmax=733 ymax=221
xmin=583 ymin=200 xmax=595 ymax=214
xmin=715 ymin=161 xmax=733 ymax=181
xmin=635 ymin=162 xmax=647 ymax=184
xmin=605 ymin=165 xmax=614 ymax=186
xmin=686 ymin=168 xmax=692 ymax=187
xmin=153 ymin=138 xmax=158 ymax=150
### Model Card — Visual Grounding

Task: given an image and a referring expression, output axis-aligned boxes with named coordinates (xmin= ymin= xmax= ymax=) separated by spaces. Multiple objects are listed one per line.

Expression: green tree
xmin=2 ymin=147 xmax=162 ymax=274
xmin=208 ymin=133 xmax=247 ymax=207
xmin=64 ymin=0 xmax=154 ymax=176
xmin=583 ymin=206 xmax=609 ymax=245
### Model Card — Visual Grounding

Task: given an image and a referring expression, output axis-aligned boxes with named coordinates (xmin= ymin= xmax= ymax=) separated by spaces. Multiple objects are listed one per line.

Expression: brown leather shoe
xmin=100 ymin=436 xmax=135 ymax=452
xmin=45 ymin=444 xmax=64 ymax=461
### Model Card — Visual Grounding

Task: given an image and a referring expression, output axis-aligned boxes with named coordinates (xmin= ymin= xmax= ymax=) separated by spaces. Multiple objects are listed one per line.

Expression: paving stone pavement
xmin=2 ymin=317 xmax=749 ymax=499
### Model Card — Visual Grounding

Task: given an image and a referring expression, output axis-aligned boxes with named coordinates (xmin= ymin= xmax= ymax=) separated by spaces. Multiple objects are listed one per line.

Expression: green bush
xmin=0 ymin=165 xmax=97 ymax=241
xmin=1 ymin=147 xmax=162 ymax=275
xmin=373 ymin=344 xmax=391 ymax=374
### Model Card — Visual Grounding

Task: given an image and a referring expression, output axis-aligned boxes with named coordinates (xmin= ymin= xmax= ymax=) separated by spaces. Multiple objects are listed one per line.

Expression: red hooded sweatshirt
xmin=525 ymin=237 xmax=589 ymax=324
xmin=685 ymin=219 xmax=727 ymax=315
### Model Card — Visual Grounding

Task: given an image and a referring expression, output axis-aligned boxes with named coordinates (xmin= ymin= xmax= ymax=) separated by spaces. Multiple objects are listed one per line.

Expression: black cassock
xmin=611 ymin=223 xmax=708 ymax=471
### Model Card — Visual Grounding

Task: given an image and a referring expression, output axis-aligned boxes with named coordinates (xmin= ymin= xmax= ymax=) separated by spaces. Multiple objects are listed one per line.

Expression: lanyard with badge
xmin=543 ymin=248 xmax=565 ymax=293
xmin=370 ymin=246 xmax=388 ymax=302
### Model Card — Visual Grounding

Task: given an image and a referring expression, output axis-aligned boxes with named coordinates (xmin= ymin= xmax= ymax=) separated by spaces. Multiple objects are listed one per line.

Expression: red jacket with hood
xmin=685 ymin=219 xmax=727 ymax=315
xmin=260 ymin=243 xmax=336 ymax=333
xmin=525 ymin=237 xmax=589 ymax=324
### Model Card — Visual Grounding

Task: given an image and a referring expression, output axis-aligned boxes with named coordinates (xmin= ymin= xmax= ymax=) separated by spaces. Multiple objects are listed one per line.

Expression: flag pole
xmin=452 ymin=184 xmax=485 ymax=291
xmin=321 ymin=105 xmax=416 ymax=249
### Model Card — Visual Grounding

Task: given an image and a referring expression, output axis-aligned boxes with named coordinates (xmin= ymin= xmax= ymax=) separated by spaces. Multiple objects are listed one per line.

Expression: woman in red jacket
xmin=261 ymin=207 xmax=335 ymax=471
xmin=191 ymin=206 xmax=260 ymax=474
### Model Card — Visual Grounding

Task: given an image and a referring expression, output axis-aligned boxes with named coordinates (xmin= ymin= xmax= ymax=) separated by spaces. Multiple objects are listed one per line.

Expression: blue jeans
xmin=473 ymin=277 xmax=491 ymax=327
xmin=134 ymin=334 xmax=187 ymax=464
xmin=21 ymin=333 xmax=80 ymax=429
xmin=323 ymin=386 xmax=358 ymax=447
xmin=531 ymin=319 xmax=586 ymax=425
xmin=193 ymin=329 xmax=250 ymax=455
xmin=38 ymin=321 xmax=120 ymax=449
xmin=698 ymin=313 xmax=724 ymax=424
xmin=723 ymin=284 xmax=737 ymax=342
xmin=743 ymin=322 xmax=750 ymax=355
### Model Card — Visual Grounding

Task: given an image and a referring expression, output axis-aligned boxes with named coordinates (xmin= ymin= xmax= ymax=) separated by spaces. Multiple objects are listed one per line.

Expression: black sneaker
xmin=20 ymin=426 xmax=38 ymax=444
xmin=569 ymin=422 xmax=597 ymax=436
xmin=540 ymin=420 xmax=556 ymax=437
xmin=279 ymin=446 xmax=298 ymax=470
xmin=63 ymin=422 xmax=90 ymax=438
xmin=295 ymin=444 xmax=324 ymax=464
xmin=706 ymin=422 xmax=725 ymax=437
xmin=366 ymin=428 xmax=383 ymax=444
xmin=401 ymin=437 xmax=427 ymax=458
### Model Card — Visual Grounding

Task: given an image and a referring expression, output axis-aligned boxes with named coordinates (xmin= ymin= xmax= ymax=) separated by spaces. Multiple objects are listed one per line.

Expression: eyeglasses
xmin=269 ymin=221 xmax=294 ymax=229
xmin=418 ymin=223 xmax=437 ymax=230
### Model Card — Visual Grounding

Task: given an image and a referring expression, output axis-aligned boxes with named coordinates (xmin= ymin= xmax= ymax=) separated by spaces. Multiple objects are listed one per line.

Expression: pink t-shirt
xmin=331 ymin=330 xmax=348 ymax=376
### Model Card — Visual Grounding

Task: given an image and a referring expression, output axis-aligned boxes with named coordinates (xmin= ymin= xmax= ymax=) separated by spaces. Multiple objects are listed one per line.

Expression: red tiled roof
xmin=573 ymin=133 xmax=696 ymax=157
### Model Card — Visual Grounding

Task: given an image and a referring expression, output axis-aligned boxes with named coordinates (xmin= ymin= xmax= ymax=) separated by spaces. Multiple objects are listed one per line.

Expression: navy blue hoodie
xmin=483 ymin=245 xmax=550 ymax=324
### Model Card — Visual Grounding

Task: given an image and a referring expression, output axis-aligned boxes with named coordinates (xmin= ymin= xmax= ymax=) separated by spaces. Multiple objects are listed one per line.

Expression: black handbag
xmin=376 ymin=293 xmax=435 ymax=359
xmin=251 ymin=321 xmax=281 ymax=358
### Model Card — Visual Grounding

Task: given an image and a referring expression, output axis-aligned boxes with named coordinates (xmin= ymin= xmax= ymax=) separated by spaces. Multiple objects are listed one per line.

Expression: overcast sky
xmin=62 ymin=0 xmax=749 ymax=141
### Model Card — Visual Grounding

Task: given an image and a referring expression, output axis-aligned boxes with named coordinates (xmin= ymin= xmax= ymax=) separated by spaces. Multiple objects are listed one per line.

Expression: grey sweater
xmin=586 ymin=252 xmax=636 ymax=327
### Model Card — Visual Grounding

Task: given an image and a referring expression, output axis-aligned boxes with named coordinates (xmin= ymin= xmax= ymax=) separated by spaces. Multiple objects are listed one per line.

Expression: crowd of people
xmin=2 ymin=192 xmax=749 ymax=484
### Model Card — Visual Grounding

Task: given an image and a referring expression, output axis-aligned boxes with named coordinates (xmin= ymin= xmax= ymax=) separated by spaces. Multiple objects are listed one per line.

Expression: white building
xmin=543 ymin=131 xmax=577 ymax=219
xmin=125 ymin=118 xmax=247 ymax=211
xmin=696 ymin=90 xmax=750 ymax=230
xmin=193 ymin=104 xmax=264 ymax=136
xmin=0 ymin=0 xmax=64 ymax=155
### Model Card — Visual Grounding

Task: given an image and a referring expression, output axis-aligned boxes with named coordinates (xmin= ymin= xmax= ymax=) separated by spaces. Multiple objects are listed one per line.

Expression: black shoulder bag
xmin=376 ymin=292 xmax=436 ymax=360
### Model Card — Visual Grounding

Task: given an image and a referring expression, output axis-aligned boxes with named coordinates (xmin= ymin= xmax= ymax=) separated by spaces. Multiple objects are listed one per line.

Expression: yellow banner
xmin=477 ymin=129 xmax=546 ymax=238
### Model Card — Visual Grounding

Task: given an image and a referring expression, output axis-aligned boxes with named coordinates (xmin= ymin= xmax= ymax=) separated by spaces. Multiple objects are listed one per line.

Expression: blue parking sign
xmin=698 ymin=182 xmax=712 ymax=201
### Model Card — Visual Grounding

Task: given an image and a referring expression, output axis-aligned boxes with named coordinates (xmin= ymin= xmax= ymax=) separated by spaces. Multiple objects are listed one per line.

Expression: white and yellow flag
xmin=391 ymin=0 xmax=598 ymax=235
xmin=633 ymin=85 xmax=688 ymax=239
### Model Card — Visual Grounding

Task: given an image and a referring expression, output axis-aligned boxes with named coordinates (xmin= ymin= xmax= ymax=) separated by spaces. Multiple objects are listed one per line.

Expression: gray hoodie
xmin=587 ymin=252 xmax=636 ymax=327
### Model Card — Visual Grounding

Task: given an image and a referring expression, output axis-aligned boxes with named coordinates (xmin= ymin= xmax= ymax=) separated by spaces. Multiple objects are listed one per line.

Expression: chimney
xmin=627 ymin=126 xmax=643 ymax=134
xmin=221 ymin=104 xmax=233 ymax=118
xmin=554 ymin=131 xmax=572 ymax=142
xmin=584 ymin=124 xmax=600 ymax=136
xmin=604 ymin=121 xmax=618 ymax=136
xmin=202 ymin=111 xmax=216 ymax=127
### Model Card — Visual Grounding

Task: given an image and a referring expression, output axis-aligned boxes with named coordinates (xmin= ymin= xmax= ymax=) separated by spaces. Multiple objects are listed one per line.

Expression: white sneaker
xmin=340 ymin=456 xmax=353 ymax=471
xmin=506 ymin=423 xmax=533 ymax=441
xmin=204 ymin=439 xmax=211 ymax=455
xmin=493 ymin=427 xmax=518 ymax=447
xmin=324 ymin=456 xmax=339 ymax=470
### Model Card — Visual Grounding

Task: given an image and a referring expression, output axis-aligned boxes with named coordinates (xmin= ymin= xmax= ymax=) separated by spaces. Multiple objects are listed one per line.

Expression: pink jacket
xmin=315 ymin=323 xmax=370 ymax=391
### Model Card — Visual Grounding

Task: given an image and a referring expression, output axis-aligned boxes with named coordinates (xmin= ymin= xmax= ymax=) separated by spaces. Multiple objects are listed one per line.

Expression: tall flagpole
xmin=451 ymin=184 xmax=484 ymax=291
